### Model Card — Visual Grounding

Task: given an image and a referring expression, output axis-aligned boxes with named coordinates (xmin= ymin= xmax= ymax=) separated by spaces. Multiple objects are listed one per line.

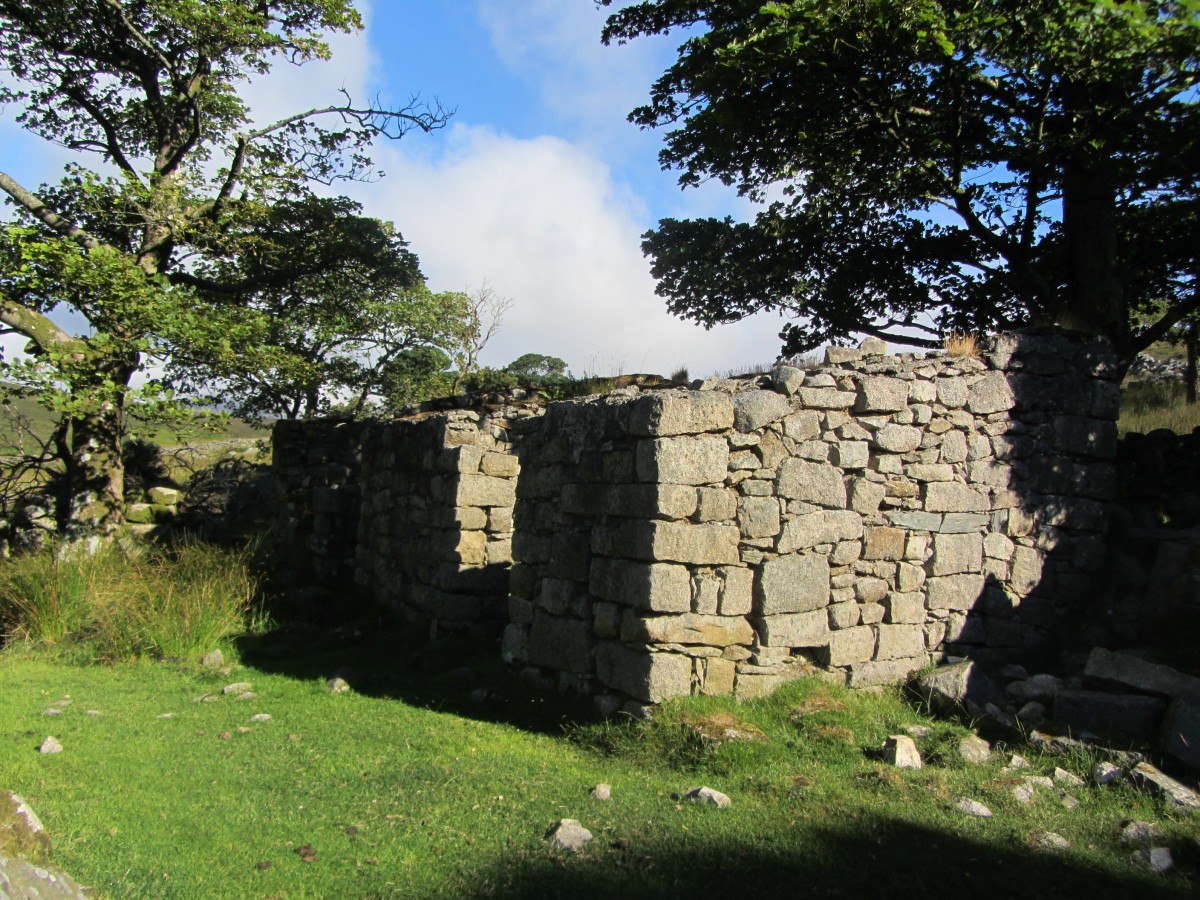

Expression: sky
xmin=0 ymin=1 xmax=794 ymax=380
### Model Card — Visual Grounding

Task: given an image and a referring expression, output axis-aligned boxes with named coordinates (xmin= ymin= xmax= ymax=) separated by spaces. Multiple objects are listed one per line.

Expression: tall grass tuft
xmin=1118 ymin=379 xmax=1200 ymax=435
xmin=0 ymin=547 xmax=99 ymax=643
xmin=0 ymin=539 xmax=260 ymax=661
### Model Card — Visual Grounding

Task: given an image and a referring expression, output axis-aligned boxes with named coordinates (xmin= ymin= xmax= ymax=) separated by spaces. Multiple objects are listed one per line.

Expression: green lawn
xmin=1 ymin=619 xmax=1196 ymax=899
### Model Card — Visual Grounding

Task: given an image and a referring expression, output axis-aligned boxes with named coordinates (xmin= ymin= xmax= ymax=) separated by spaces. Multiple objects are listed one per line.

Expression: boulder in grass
xmin=1 ymin=791 xmax=52 ymax=860
xmin=545 ymin=819 xmax=593 ymax=852
xmin=912 ymin=661 xmax=1004 ymax=718
xmin=882 ymin=735 xmax=922 ymax=769
xmin=0 ymin=855 xmax=88 ymax=899
xmin=683 ymin=786 xmax=731 ymax=808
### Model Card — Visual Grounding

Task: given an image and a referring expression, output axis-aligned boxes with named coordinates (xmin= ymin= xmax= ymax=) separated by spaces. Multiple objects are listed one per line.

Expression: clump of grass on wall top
xmin=943 ymin=331 xmax=982 ymax=360
xmin=0 ymin=538 xmax=261 ymax=662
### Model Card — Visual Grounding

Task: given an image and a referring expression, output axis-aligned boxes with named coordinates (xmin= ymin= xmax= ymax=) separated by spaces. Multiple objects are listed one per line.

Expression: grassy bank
xmin=1 ymin=615 xmax=1196 ymax=898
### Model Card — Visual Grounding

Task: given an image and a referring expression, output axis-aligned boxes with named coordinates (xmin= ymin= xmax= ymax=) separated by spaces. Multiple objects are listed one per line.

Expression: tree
xmin=504 ymin=353 xmax=570 ymax=384
xmin=0 ymin=1 xmax=447 ymax=536
xmin=446 ymin=284 xmax=513 ymax=394
xmin=600 ymin=0 xmax=1200 ymax=367
xmin=164 ymin=196 xmax=470 ymax=420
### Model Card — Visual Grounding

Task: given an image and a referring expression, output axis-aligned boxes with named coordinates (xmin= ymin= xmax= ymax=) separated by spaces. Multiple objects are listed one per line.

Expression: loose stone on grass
xmin=545 ymin=819 xmax=593 ymax=852
xmin=250 ymin=714 xmax=272 ymax=723
xmin=222 ymin=682 xmax=252 ymax=695
xmin=1119 ymin=820 xmax=1163 ymax=847
xmin=1001 ymin=754 xmax=1029 ymax=773
xmin=1011 ymin=783 xmax=1037 ymax=805
xmin=683 ymin=786 xmax=731 ymax=808
xmin=201 ymin=649 xmax=224 ymax=668
xmin=1134 ymin=847 xmax=1174 ymax=875
xmin=590 ymin=784 xmax=612 ymax=801
xmin=882 ymin=735 xmax=922 ymax=769
xmin=1032 ymin=830 xmax=1070 ymax=851
xmin=327 ymin=677 xmax=351 ymax=694
xmin=956 ymin=798 xmax=993 ymax=817
xmin=37 ymin=737 xmax=62 ymax=755
xmin=1052 ymin=767 xmax=1085 ymax=788
xmin=957 ymin=734 xmax=991 ymax=764
xmin=1092 ymin=762 xmax=1124 ymax=785
xmin=1130 ymin=762 xmax=1200 ymax=811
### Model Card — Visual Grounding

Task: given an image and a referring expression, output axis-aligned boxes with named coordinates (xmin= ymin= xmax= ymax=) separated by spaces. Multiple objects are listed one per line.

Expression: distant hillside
xmin=0 ymin=386 xmax=268 ymax=456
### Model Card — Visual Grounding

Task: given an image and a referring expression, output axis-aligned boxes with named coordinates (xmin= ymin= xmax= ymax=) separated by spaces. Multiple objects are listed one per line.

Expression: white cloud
xmin=350 ymin=124 xmax=787 ymax=378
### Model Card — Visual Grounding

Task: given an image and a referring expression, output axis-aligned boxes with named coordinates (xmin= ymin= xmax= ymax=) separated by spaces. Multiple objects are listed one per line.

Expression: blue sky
xmin=0 ymin=1 xmax=793 ymax=378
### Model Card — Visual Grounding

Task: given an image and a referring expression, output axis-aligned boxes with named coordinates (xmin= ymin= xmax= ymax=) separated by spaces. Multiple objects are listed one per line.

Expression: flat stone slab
xmin=1130 ymin=762 xmax=1200 ymax=812
xmin=1084 ymin=647 xmax=1200 ymax=700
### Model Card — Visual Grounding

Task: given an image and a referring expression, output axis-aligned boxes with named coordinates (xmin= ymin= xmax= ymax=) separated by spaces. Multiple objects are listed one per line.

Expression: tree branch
xmin=0 ymin=171 xmax=116 ymax=252
xmin=100 ymin=0 xmax=175 ymax=77
xmin=0 ymin=288 xmax=85 ymax=355
xmin=60 ymin=83 xmax=141 ymax=178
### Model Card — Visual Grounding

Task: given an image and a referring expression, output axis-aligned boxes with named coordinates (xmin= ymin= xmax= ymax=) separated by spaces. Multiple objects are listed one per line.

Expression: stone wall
xmin=273 ymin=333 xmax=1122 ymax=708
xmin=273 ymin=401 xmax=544 ymax=632
xmin=502 ymin=334 xmax=1120 ymax=712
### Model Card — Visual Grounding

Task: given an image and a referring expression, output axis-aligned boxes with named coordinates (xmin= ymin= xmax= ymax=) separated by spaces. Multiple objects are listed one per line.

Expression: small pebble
xmin=327 ymin=677 xmax=350 ymax=694
xmin=590 ymin=784 xmax=612 ymax=801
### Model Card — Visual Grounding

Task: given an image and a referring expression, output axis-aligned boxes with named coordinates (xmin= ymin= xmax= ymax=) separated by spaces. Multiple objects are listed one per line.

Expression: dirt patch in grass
xmin=679 ymin=710 xmax=768 ymax=745
xmin=788 ymin=690 xmax=848 ymax=717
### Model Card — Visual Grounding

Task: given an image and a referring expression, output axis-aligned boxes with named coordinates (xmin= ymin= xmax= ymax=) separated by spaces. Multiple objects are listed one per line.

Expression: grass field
xmin=1 ymin=612 xmax=1197 ymax=899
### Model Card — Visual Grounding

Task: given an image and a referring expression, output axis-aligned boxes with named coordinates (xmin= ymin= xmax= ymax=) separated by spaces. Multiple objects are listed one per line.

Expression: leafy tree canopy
xmin=0 ymin=0 xmax=447 ymax=535
xmin=601 ymin=0 xmax=1200 ymax=366
xmin=504 ymin=353 xmax=570 ymax=383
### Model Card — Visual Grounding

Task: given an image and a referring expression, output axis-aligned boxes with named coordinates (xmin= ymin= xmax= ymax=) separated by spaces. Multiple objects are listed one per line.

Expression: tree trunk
xmin=63 ymin=402 xmax=126 ymax=539
xmin=60 ymin=359 xmax=136 ymax=540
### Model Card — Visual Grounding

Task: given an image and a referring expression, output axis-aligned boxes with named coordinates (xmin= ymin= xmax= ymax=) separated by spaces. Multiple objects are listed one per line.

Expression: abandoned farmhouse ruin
xmin=273 ymin=332 xmax=1194 ymax=715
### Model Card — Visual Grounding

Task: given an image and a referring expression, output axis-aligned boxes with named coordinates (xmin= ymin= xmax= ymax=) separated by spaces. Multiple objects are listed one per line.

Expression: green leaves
xmin=604 ymin=0 xmax=1200 ymax=360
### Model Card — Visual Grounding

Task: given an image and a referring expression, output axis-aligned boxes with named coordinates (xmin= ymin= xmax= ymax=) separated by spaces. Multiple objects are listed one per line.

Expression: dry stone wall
xmin=503 ymin=334 xmax=1120 ymax=712
xmin=273 ymin=333 xmax=1121 ymax=709
xmin=274 ymin=401 xmax=544 ymax=631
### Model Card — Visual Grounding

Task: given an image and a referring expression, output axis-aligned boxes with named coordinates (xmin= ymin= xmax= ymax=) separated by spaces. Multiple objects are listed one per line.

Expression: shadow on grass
xmin=468 ymin=817 xmax=1194 ymax=900
xmin=234 ymin=611 xmax=598 ymax=736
